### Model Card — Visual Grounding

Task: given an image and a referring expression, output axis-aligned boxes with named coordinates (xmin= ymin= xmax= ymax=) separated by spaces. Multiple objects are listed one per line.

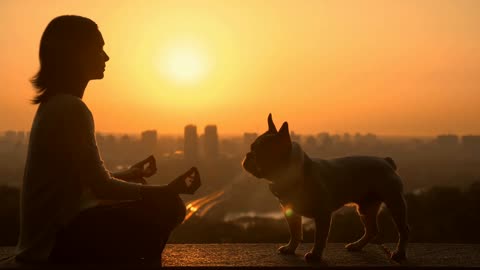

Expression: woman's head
xmin=31 ymin=15 xmax=109 ymax=104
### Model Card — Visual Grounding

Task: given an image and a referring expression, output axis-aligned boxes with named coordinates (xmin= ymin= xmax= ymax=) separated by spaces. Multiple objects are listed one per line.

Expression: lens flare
xmin=184 ymin=190 xmax=225 ymax=222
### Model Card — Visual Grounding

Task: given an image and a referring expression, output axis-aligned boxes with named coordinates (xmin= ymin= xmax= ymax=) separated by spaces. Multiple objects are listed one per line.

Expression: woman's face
xmin=79 ymin=29 xmax=110 ymax=81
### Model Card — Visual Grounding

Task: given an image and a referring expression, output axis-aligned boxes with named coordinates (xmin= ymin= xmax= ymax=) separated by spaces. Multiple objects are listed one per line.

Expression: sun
xmin=159 ymin=45 xmax=209 ymax=85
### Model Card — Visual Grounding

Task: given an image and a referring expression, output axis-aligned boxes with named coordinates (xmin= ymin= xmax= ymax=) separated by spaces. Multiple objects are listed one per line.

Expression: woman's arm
xmin=65 ymin=98 xmax=199 ymax=200
xmin=111 ymin=169 xmax=146 ymax=184
xmin=65 ymin=101 xmax=146 ymax=200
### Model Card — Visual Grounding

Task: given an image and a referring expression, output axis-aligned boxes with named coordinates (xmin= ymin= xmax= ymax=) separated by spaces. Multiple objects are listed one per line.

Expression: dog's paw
xmin=390 ymin=250 xmax=407 ymax=262
xmin=304 ymin=251 xmax=322 ymax=263
xmin=278 ymin=245 xmax=296 ymax=255
xmin=345 ymin=242 xmax=364 ymax=252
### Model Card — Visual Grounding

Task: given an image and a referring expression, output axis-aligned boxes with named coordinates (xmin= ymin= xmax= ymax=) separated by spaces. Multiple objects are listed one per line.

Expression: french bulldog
xmin=242 ymin=114 xmax=409 ymax=263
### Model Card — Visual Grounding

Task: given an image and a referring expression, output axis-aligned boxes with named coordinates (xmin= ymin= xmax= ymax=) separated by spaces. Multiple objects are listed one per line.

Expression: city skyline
xmin=2 ymin=125 xmax=480 ymax=141
xmin=2 ymin=124 xmax=479 ymax=147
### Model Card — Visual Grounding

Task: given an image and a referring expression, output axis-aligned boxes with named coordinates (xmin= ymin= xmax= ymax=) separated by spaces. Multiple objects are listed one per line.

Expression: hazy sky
xmin=1 ymin=0 xmax=479 ymax=136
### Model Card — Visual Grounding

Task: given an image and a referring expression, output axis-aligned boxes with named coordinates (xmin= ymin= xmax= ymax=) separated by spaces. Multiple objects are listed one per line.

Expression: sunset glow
xmin=1 ymin=1 xmax=479 ymax=136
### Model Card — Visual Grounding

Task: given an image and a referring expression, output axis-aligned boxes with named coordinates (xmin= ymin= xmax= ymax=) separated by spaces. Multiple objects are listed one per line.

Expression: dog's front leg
xmin=278 ymin=207 xmax=302 ymax=255
xmin=305 ymin=212 xmax=332 ymax=262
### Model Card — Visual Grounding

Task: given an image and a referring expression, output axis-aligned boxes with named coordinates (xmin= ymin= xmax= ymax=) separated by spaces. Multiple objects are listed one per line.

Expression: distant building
xmin=157 ymin=135 xmax=178 ymax=156
xmin=243 ymin=132 xmax=258 ymax=146
xmin=303 ymin=135 xmax=317 ymax=151
xmin=4 ymin=130 xmax=16 ymax=143
xmin=17 ymin=131 xmax=25 ymax=144
xmin=105 ymin=134 xmax=116 ymax=146
xmin=353 ymin=132 xmax=378 ymax=146
xmin=354 ymin=132 xmax=362 ymax=142
xmin=120 ymin=134 xmax=132 ymax=144
xmin=462 ymin=135 xmax=480 ymax=150
xmin=141 ymin=129 xmax=157 ymax=150
xmin=317 ymin=132 xmax=332 ymax=147
xmin=331 ymin=134 xmax=342 ymax=144
xmin=363 ymin=133 xmax=378 ymax=144
xmin=435 ymin=134 xmax=459 ymax=146
xmin=184 ymin=125 xmax=198 ymax=161
xmin=96 ymin=133 xmax=105 ymax=147
xmin=204 ymin=125 xmax=219 ymax=160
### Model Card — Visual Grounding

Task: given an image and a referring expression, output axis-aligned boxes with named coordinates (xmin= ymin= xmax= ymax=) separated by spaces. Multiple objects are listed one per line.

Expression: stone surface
xmin=1 ymin=243 xmax=480 ymax=267
xmin=163 ymin=243 xmax=391 ymax=267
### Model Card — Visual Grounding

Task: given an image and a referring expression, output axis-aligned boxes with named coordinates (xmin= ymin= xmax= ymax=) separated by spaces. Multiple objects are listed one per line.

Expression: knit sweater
xmin=15 ymin=93 xmax=142 ymax=262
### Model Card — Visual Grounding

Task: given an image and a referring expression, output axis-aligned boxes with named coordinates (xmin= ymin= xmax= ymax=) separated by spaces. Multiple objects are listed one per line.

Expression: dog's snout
xmin=243 ymin=152 xmax=253 ymax=166
xmin=247 ymin=151 xmax=257 ymax=159
xmin=243 ymin=152 xmax=257 ymax=172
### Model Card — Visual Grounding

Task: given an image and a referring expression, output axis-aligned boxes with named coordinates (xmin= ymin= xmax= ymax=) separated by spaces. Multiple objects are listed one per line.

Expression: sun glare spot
xmin=157 ymin=44 xmax=209 ymax=85
xmin=285 ymin=208 xmax=294 ymax=217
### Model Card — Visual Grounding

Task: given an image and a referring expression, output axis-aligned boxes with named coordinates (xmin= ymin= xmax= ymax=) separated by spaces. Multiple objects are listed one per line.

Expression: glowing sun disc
xmin=159 ymin=46 xmax=209 ymax=84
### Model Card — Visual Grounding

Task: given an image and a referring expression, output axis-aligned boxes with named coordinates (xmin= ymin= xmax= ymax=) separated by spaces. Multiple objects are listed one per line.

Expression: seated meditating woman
xmin=15 ymin=15 xmax=201 ymax=264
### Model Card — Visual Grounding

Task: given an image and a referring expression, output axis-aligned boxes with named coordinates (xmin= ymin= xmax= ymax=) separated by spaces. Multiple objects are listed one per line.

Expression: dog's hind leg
xmin=345 ymin=201 xmax=382 ymax=252
xmin=384 ymin=193 xmax=409 ymax=262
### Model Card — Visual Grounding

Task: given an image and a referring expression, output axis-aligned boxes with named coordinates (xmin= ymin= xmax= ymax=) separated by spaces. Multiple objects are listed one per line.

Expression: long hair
xmin=31 ymin=15 xmax=99 ymax=104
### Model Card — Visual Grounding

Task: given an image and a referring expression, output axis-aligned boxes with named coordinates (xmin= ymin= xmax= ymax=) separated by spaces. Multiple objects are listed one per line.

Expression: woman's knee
xmin=143 ymin=194 xmax=186 ymax=228
xmin=170 ymin=195 xmax=186 ymax=226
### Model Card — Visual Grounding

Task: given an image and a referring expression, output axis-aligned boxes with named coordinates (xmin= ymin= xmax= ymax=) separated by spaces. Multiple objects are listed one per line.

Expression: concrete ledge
xmin=2 ymin=243 xmax=480 ymax=268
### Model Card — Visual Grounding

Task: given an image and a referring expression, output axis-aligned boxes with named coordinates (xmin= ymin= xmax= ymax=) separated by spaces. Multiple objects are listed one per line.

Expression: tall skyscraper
xmin=204 ymin=125 xmax=219 ymax=160
xmin=141 ymin=130 xmax=158 ymax=150
xmin=184 ymin=125 xmax=198 ymax=161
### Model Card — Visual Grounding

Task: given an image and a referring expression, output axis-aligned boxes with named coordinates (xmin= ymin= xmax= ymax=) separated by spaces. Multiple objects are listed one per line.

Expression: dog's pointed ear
xmin=278 ymin=122 xmax=290 ymax=142
xmin=267 ymin=113 xmax=277 ymax=133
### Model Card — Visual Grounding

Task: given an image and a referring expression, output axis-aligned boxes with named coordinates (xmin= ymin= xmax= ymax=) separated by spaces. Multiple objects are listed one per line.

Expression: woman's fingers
xmin=144 ymin=156 xmax=157 ymax=177
xmin=181 ymin=167 xmax=196 ymax=178
xmin=132 ymin=155 xmax=157 ymax=178
xmin=146 ymin=155 xmax=156 ymax=169
xmin=132 ymin=158 xmax=147 ymax=168
xmin=186 ymin=167 xmax=201 ymax=194
xmin=168 ymin=167 xmax=201 ymax=194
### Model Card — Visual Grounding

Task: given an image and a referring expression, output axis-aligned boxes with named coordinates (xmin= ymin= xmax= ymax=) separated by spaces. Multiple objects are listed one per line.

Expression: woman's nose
xmin=104 ymin=51 xmax=110 ymax=62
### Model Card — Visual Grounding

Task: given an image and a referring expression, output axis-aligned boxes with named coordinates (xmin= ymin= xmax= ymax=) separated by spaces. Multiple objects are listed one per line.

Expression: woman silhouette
xmin=15 ymin=15 xmax=200 ymax=264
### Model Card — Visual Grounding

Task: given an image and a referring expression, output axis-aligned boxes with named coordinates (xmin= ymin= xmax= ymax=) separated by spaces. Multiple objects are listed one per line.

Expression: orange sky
xmin=1 ymin=0 xmax=479 ymax=136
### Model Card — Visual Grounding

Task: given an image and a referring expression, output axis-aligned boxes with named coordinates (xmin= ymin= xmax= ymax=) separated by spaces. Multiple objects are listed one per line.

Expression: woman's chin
xmin=91 ymin=72 xmax=105 ymax=80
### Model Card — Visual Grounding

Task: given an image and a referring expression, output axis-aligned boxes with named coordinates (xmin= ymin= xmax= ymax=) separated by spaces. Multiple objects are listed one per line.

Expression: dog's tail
xmin=384 ymin=157 xmax=397 ymax=171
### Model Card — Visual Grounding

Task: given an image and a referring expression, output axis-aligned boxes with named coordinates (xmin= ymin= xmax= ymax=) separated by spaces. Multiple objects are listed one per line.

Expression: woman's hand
xmin=130 ymin=155 xmax=157 ymax=178
xmin=168 ymin=167 xmax=201 ymax=195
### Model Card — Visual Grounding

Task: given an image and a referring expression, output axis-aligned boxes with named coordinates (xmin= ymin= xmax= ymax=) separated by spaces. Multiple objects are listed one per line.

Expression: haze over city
xmin=1 ymin=0 xmax=480 ymax=136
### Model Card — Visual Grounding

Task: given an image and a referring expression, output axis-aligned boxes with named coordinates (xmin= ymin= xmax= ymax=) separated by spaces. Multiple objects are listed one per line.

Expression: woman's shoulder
xmin=42 ymin=94 xmax=90 ymax=115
